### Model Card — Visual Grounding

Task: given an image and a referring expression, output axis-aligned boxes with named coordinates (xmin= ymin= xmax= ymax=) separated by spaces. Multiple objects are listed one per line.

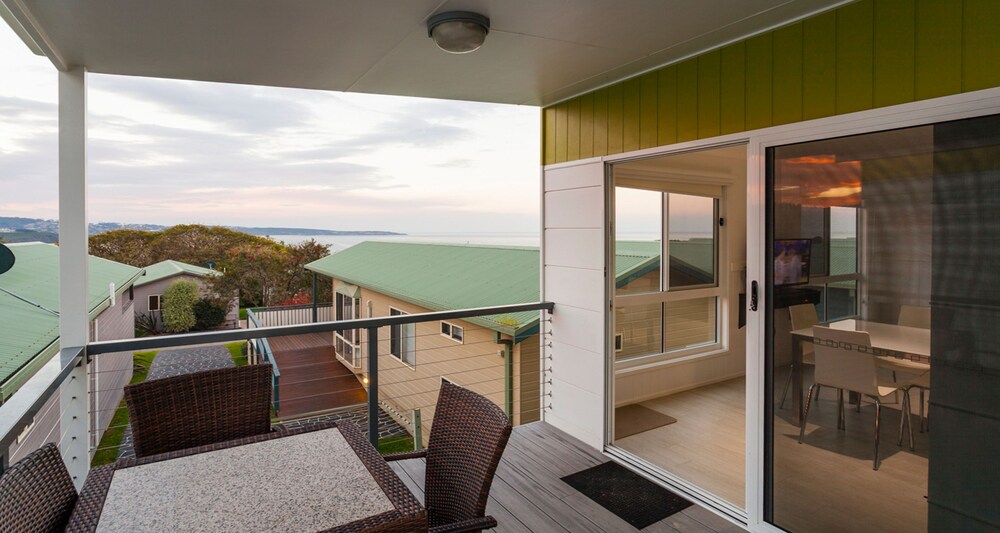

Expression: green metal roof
xmin=306 ymin=241 xmax=662 ymax=336
xmin=135 ymin=259 xmax=218 ymax=287
xmin=0 ymin=243 xmax=142 ymax=401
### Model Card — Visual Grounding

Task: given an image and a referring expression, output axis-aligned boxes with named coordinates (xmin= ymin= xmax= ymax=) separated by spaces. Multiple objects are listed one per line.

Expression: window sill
xmin=614 ymin=344 xmax=729 ymax=374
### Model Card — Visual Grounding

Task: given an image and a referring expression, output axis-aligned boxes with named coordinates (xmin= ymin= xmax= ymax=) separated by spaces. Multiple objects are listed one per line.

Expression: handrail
xmin=88 ymin=302 xmax=554 ymax=355
xmin=249 ymin=302 xmax=333 ymax=313
xmin=1 ymin=301 xmax=554 ymax=467
xmin=0 ymin=346 xmax=85 ymax=471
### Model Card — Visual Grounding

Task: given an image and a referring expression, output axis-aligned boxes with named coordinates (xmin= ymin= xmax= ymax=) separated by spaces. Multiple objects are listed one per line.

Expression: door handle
xmin=750 ymin=281 xmax=759 ymax=312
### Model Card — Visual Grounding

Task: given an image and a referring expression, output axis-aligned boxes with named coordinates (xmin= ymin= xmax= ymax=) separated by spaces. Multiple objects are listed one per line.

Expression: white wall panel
xmin=544 ymin=187 xmax=603 ymax=228
xmin=542 ymin=160 xmax=607 ymax=450
xmin=544 ymin=161 xmax=604 ymax=191
xmin=544 ymin=265 xmax=605 ymax=313
xmin=548 ymin=303 xmax=603 ymax=352
xmin=543 ymin=228 xmax=603 ymax=270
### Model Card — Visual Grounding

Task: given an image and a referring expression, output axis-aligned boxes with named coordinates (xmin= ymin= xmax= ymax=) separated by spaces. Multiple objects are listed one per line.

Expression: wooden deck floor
xmin=268 ymin=333 xmax=367 ymax=419
xmin=389 ymin=422 xmax=744 ymax=533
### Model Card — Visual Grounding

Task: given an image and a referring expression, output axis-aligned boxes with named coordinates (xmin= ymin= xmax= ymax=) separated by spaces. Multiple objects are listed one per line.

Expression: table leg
xmin=792 ymin=336 xmax=803 ymax=426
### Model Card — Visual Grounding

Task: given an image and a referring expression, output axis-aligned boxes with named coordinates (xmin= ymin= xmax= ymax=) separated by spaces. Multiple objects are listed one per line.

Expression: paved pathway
xmin=278 ymin=405 xmax=409 ymax=440
xmin=117 ymin=345 xmax=233 ymax=458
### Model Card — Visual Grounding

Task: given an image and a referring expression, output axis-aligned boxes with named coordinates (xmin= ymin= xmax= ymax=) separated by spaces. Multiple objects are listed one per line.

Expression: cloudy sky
xmin=0 ymin=25 xmax=540 ymax=234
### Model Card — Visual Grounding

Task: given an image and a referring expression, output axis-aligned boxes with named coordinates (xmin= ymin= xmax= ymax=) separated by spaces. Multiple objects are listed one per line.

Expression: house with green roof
xmin=304 ymin=240 xmax=666 ymax=440
xmin=0 ymin=243 xmax=142 ymax=463
xmin=133 ymin=259 xmax=237 ymax=331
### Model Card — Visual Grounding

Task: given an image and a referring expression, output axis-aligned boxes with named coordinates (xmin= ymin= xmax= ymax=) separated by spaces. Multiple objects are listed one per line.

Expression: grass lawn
xmin=91 ymin=350 xmax=158 ymax=467
xmin=378 ymin=435 xmax=416 ymax=454
xmin=225 ymin=341 xmax=247 ymax=367
xmin=239 ymin=307 xmax=248 ymax=321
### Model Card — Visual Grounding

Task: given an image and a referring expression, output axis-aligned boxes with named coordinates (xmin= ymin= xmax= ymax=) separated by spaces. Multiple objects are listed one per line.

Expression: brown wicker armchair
xmin=125 ymin=363 xmax=273 ymax=457
xmin=384 ymin=380 xmax=513 ymax=533
xmin=0 ymin=443 xmax=78 ymax=533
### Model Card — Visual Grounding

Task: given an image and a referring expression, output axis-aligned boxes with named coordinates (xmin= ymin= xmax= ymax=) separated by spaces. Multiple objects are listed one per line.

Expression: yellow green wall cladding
xmin=542 ymin=0 xmax=1000 ymax=165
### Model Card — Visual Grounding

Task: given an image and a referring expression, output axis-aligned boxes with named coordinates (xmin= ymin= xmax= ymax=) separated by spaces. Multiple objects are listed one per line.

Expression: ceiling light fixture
xmin=427 ymin=11 xmax=490 ymax=54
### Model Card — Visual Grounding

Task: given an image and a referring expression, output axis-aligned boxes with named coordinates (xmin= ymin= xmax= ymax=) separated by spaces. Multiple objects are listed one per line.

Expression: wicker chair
xmin=385 ymin=380 xmax=513 ymax=533
xmin=125 ymin=363 xmax=273 ymax=457
xmin=0 ymin=443 xmax=78 ymax=533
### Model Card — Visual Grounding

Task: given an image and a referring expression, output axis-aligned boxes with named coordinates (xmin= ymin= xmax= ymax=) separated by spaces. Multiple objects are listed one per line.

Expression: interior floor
xmin=614 ymin=378 xmax=746 ymax=508
xmin=613 ymin=371 xmax=928 ymax=531
xmin=772 ymin=367 xmax=928 ymax=533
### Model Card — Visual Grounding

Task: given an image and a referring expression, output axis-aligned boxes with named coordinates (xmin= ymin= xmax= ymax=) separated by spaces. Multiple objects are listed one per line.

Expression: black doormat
xmin=561 ymin=461 xmax=692 ymax=529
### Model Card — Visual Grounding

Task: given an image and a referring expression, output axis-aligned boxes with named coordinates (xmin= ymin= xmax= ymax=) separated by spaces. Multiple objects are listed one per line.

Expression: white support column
xmin=58 ymin=67 xmax=89 ymax=488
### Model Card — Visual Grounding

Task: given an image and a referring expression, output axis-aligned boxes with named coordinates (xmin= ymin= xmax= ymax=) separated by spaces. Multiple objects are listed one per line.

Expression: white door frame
xmin=542 ymin=85 xmax=1000 ymax=532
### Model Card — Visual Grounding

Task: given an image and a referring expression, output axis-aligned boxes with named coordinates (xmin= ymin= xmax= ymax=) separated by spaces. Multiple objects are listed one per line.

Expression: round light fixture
xmin=427 ymin=11 xmax=490 ymax=54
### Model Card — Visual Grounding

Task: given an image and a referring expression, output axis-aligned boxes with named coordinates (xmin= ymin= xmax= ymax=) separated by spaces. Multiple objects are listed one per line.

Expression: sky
xmin=0 ymin=24 xmax=541 ymax=234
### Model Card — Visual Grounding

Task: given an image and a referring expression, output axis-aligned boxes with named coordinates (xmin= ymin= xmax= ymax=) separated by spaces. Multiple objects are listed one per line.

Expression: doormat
xmin=614 ymin=404 xmax=677 ymax=440
xmin=561 ymin=461 xmax=692 ymax=529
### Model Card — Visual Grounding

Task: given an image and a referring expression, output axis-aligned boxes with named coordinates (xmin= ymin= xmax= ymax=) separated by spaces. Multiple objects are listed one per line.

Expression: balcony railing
xmin=0 ymin=301 xmax=553 ymax=474
xmin=245 ymin=308 xmax=282 ymax=413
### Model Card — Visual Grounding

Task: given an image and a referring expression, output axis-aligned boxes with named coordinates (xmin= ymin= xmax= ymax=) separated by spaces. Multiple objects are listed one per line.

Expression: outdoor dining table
xmin=66 ymin=421 xmax=427 ymax=532
xmin=789 ymin=319 xmax=931 ymax=426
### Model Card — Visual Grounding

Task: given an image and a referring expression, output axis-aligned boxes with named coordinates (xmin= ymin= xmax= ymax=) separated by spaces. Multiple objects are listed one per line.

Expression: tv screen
xmin=774 ymin=239 xmax=812 ymax=286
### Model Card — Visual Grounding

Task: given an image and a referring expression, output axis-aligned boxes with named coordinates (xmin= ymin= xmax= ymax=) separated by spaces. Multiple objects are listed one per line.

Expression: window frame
xmin=148 ymin=294 xmax=162 ymax=311
xmin=389 ymin=307 xmax=416 ymax=368
xmin=334 ymin=291 xmax=362 ymax=367
xmin=440 ymin=321 xmax=464 ymax=344
xmin=612 ymin=187 xmax=727 ymax=365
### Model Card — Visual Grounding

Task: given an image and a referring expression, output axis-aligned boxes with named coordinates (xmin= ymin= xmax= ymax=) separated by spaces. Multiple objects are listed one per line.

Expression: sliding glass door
xmin=765 ymin=113 xmax=1000 ymax=531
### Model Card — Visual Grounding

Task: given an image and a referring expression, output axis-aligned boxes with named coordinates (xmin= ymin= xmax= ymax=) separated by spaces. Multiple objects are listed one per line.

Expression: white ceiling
xmin=3 ymin=0 xmax=845 ymax=106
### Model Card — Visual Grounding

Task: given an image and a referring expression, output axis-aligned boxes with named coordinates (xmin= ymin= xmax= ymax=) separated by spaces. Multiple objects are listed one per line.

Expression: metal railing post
xmin=367 ymin=326 xmax=379 ymax=448
xmin=413 ymin=408 xmax=423 ymax=451
xmin=312 ymin=273 xmax=318 ymax=323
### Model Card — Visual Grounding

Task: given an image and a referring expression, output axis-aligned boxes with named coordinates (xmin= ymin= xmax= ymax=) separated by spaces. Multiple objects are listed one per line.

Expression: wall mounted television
xmin=774 ymin=239 xmax=812 ymax=286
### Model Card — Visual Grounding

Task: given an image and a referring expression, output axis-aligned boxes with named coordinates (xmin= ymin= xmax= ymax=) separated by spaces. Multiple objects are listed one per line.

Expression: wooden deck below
xmin=268 ymin=333 xmax=367 ymax=419
xmin=389 ymin=422 xmax=744 ymax=533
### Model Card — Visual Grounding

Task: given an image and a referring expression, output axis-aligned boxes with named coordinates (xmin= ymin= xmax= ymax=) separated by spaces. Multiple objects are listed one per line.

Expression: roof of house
xmin=0 ymin=242 xmax=142 ymax=401
xmin=306 ymin=241 xmax=663 ymax=337
xmin=135 ymin=259 xmax=218 ymax=287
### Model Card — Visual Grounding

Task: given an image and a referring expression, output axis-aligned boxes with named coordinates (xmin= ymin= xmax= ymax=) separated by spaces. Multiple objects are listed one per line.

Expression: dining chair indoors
xmin=799 ymin=327 xmax=905 ymax=470
xmin=780 ymin=303 xmax=820 ymax=409
xmin=384 ymin=380 xmax=512 ymax=533
xmin=0 ymin=443 xmax=78 ymax=533
xmin=125 ymin=363 xmax=273 ymax=457
xmin=897 ymin=304 xmax=931 ymax=329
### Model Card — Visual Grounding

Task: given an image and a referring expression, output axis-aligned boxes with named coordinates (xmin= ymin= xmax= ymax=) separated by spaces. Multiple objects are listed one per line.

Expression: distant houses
xmin=304 ymin=241 xmax=678 ymax=443
xmin=133 ymin=259 xmax=238 ymax=331
xmin=0 ymin=243 xmax=142 ymax=463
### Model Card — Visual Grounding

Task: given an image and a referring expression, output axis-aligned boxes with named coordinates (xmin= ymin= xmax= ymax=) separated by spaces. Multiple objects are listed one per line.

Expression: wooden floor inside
xmin=613 ymin=374 xmax=929 ymax=532
xmin=615 ymin=378 xmax=746 ymax=508
xmin=268 ymin=333 xmax=367 ymax=419
xmin=389 ymin=422 xmax=743 ymax=533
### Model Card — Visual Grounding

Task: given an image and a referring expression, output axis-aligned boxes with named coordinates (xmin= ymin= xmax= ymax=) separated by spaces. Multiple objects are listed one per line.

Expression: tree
xmin=88 ymin=229 xmax=156 ymax=267
xmin=210 ymin=244 xmax=290 ymax=308
xmin=162 ymin=279 xmax=200 ymax=333
xmin=193 ymin=297 xmax=229 ymax=330
xmin=282 ymin=239 xmax=332 ymax=303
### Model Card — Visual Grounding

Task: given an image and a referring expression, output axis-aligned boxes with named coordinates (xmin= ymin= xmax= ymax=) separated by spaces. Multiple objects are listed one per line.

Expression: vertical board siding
xmin=835 ymin=0 xmax=874 ymax=115
xmin=874 ymin=0 xmax=916 ymax=107
xmin=802 ymin=10 xmax=837 ymax=120
xmin=543 ymin=0 xmax=1000 ymax=165
xmin=622 ymin=77 xmax=642 ymax=152
xmin=915 ymin=0 xmax=963 ymax=100
xmin=720 ymin=42 xmax=746 ymax=135
xmin=771 ymin=23 xmax=804 ymax=126
xmin=677 ymin=59 xmax=700 ymax=141
xmin=697 ymin=51 xmax=722 ymax=138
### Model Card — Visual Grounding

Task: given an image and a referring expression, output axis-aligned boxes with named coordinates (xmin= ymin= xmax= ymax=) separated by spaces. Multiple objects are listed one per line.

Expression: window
xmin=335 ymin=292 xmax=361 ymax=366
xmin=614 ymin=186 xmax=723 ymax=361
xmin=390 ymin=308 xmax=415 ymax=367
xmin=148 ymin=294 xmax=162 ymax=311
xmin=440 ymin=322 xmax=464 ymax=343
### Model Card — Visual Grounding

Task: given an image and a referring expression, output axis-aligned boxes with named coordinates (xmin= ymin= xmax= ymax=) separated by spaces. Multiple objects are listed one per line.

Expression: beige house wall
xmin=329 ymin=278 xmax=539 ymax=445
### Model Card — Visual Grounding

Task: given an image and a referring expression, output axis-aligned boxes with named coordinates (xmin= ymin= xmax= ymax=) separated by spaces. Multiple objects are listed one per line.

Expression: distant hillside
xmin=0 ymin=217 xmax=403 ymax=242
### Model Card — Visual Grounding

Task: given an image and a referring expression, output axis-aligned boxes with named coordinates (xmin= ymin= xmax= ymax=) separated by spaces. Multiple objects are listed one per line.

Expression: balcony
xmin=0 ymin=302 xmax=737 ymax=532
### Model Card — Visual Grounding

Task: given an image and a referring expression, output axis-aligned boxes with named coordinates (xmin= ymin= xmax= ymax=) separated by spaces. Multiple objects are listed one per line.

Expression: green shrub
xmin=162 ymin=279 xmax=199 ymax=333
xmin=193 ymin=297 xmax=228 ymax=330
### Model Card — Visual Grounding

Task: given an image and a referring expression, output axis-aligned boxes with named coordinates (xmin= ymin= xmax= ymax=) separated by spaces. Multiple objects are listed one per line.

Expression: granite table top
xmin=95 ymin=427 xmax=395 ymax=533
